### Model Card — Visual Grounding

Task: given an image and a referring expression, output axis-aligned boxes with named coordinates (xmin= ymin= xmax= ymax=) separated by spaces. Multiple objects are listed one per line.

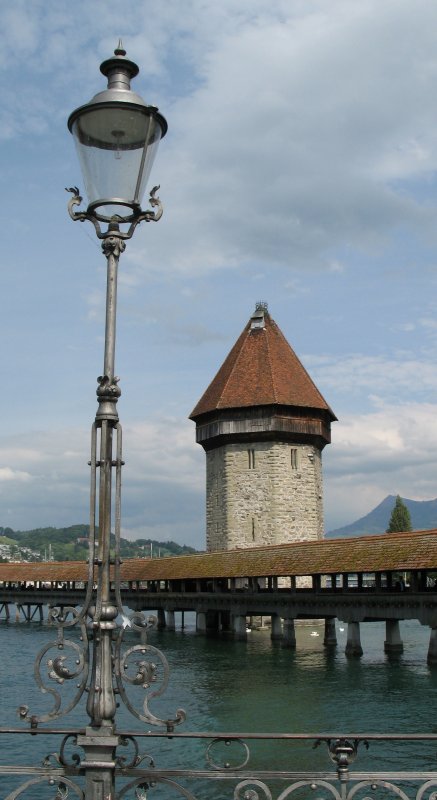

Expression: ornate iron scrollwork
xmin=116 ymin=736 xmax=156 ymax=771
xmin=18 ymin=609 xmax=89 ymax=726
xmin=5 ymin=776 xmax=84 ymax=800
xmin=234 ymin=780 xmax=273 ymax=800
xmin=206 ymin=738 xmax=250 ymax=770
xmin=117 ymin=777 xmax=197 ymax=800
xmin=114 ymin=611 xmax=186 ymax=730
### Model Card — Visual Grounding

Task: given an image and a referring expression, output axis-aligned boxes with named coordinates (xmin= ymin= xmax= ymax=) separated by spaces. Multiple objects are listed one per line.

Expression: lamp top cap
xmin=99 ymin=39 xmax=139 ymax=82
xmin=67 ymin=39 xmax=168 ymax=139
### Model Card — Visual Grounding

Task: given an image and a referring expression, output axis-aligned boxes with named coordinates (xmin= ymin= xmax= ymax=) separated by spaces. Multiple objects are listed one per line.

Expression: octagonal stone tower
xmin=190 ymin=303 xmax=336 ymax=552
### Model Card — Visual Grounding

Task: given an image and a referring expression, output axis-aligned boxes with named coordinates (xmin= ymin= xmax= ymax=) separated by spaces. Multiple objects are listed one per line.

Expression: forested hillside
xmin=0 ymin=525 xmax=197 ymax=562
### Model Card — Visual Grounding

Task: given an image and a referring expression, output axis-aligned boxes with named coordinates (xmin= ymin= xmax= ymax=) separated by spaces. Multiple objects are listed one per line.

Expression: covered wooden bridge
xmin=1 ymin=529 xmax=437 ymax=661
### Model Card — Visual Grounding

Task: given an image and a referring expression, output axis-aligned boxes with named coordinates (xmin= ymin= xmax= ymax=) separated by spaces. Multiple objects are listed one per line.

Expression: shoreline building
xmin=190 ymin=303 xmax=336 ymax=552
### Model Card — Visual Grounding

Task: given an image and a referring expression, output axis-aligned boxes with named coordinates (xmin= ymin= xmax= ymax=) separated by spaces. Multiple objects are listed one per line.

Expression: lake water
xmin=1 ymin=614 xmax=437 ymax=798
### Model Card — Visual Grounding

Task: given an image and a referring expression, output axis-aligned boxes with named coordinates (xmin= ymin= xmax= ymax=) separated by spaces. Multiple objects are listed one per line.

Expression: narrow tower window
xmin=252 ymin=517 xmax=256 ymax=541
xmin=290 ymin=448 xmax=299 ymax=470
xmin=248 ymin=449 xmax=256 ymax=469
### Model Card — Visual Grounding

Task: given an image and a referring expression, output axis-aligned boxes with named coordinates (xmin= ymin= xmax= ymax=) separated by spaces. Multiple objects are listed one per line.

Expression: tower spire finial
xmin=250 ymin=302 xmax=268 ymax=330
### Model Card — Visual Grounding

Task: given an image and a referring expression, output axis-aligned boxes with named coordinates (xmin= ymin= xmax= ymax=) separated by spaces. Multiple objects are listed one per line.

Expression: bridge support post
xmin=166 ymin=609 xmax=175 ymax=631
xmin=271 ymin=613 xmax=283 ymax=641
xmin=427 ymin=627 xmax=437 ymax=665
xmin=220 ymin=610 xmax=232 ymax=634
xmin=323 ymin=617 xmax=337 ymax=647
xmin=156 ymin=608 xmax=166 ymax=630
xmin=233 ymin=614 xmax=247 ymax=641
xmin=282 ymin=618 xmax=296 ymax=649
xmin=196 ymin=611 xmax=206 ymax=633
xmin=384 ymin=619 xmax=403 ymax=654
xmin=206 ymin=610 xmax=220 ymax=633
xmin=345 ymin=621 xmax=363 ymax=657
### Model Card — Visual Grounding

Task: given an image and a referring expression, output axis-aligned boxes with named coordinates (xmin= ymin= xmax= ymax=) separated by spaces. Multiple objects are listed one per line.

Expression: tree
xmin=386 ymin=495 xmax=412 ymax=533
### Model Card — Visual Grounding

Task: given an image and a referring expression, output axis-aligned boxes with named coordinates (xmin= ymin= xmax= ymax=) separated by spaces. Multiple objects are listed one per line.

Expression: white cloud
xmin=84 ymin=289 xmax=105 ymax=322
xmin=0 ymin=468 xmax=32 ymax=483
xmin=394 ymin=323 xmax=416 ymax=333
xmin=127 ymin=0 xmax=437 ymax=277
xmin=123 ymin=418 xmax=203 ymax=492
xmin=308 ymin=353 xmax=437 ymax=400
xmin=324 ymin=401 xmax=437 ymax=529
xmin=0 ymin=420 xmax=205 ymax=546
xmin=3 ymin=1 xmax=437 ymax=276
xmin=3 ymin=398 xmax=437 ymax=548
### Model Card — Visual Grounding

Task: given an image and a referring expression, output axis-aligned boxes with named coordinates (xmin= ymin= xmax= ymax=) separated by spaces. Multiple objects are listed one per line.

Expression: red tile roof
xmin=190 ymin=309 xmax=336 ymax=420
xmin=1 ymin=530 xmax=436 ymax=582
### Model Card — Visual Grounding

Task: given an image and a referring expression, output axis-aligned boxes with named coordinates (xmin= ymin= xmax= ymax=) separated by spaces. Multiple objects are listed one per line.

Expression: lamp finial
xmin=114 ymin=39 xmax=126 ymax=57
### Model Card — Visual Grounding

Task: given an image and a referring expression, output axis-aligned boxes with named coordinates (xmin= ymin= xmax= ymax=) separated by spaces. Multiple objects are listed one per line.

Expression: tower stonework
xmin=190 ymin=304 xmax=336 ymax=552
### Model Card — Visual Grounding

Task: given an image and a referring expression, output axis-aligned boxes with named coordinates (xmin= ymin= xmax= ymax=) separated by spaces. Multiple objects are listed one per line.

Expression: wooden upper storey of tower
xmin=190 ymin=304 xmax=336 ymax=423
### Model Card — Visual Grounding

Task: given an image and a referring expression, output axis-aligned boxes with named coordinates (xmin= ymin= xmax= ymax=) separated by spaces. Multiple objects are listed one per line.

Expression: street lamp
xmin=12 ymin=43 xmax=184 ymax=800
xmin=67 ymin=40 xmax=167 ymax=224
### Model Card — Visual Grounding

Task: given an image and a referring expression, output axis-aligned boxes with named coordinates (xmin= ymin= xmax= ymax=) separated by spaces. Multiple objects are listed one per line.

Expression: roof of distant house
xmin=190 ymin=303 xmax=336 ymax=420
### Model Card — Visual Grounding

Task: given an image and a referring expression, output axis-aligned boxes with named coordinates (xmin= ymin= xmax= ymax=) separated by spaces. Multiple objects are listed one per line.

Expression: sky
xmin=2 ymin=0 xmax=437 ymax=547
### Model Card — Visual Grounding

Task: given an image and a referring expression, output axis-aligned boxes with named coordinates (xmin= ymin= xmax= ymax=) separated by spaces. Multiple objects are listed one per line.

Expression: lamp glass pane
xmin=72 ymin=105 xmax=162 ymax=215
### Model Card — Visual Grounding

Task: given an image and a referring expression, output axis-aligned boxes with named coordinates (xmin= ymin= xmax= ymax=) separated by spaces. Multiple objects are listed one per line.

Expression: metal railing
xmin=2 ymin=728 xmax=437 ymax=799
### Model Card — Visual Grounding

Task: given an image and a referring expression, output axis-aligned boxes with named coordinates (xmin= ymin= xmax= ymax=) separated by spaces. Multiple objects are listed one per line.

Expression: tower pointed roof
xmin=190 ymin=303 xmax=336 ymax=421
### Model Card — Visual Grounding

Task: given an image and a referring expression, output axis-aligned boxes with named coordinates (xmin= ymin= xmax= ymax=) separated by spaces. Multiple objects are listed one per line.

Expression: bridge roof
xmin=1 ymin=529 xmax=437 ymax=582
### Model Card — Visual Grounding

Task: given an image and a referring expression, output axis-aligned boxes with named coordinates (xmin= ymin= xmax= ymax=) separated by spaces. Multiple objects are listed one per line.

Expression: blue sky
xmin=2 ymin=0 xmax=437 ymax=546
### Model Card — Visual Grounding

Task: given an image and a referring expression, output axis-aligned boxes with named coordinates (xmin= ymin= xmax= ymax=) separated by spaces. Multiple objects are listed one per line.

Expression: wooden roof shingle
xmin=190 ymin=309 xmax=336 ymax=420
xmin=1 ymin=530 xmax=436 ymax=583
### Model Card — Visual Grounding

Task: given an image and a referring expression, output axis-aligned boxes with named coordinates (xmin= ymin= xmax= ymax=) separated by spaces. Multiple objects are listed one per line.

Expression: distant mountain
xmin=326 ymin=495 xmax=437 ymax=538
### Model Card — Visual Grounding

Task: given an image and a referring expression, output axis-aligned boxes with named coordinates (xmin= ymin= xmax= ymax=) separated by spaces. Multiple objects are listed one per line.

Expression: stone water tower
xmin=190 ymin=303 xmax=336 ymax=552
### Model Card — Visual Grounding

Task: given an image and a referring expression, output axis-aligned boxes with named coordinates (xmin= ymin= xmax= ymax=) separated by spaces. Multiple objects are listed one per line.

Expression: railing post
xmin=76 ymin=729 xmax=119 ymax=800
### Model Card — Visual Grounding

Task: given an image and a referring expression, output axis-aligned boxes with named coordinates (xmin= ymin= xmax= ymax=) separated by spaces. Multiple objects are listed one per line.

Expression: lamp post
xmin=66 ymin=41 xmax=170 ymax=800
xmin=13 ymin=42 xmax=184 ymax=800
xmin=67 ymin=35 xmax=167 ymax=727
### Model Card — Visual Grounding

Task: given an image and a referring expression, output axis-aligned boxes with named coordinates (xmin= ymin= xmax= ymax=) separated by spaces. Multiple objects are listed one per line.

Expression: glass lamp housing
xmin=68 ymin=45 xmax=167 ymax=220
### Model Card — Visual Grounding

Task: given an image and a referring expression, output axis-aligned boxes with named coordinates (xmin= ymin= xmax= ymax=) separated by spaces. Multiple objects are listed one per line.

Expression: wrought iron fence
xmin=2 ymin=728 xmax=437 ymax=799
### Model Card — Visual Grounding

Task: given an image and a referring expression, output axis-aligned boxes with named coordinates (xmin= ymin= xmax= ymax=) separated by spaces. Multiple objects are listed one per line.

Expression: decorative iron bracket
xmin=66 ymin=186 xmax=163 ymax=240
